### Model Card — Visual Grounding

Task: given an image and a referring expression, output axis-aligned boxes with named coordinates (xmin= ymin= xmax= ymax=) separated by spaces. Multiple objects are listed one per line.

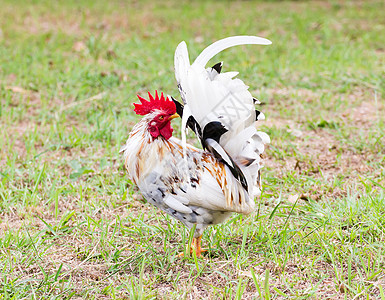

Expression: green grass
xmin=1 ymin=0 xmax=385 ymax=298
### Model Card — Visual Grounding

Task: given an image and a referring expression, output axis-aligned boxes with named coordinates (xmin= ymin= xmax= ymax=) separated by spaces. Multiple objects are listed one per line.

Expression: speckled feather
xmin=121 ymin=111 xmax=255 ymax=237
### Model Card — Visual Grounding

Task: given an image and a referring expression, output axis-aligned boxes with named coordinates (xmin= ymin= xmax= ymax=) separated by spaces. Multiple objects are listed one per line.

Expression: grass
xmin=0 ymin=0 xmax=385 ymax=298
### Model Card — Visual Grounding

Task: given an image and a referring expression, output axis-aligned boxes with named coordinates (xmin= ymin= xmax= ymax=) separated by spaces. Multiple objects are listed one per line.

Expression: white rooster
xmin=121 ymin=36 xmax=271 ymax=257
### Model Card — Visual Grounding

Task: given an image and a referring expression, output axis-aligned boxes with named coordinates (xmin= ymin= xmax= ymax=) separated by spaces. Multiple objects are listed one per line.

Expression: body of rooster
xmin=121 ymin=36 xmax=271 ymax=257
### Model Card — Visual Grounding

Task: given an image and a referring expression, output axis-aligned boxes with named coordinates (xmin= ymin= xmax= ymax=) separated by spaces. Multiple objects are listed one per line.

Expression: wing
xmin=173 ymin=36 xmax=271 ymax=195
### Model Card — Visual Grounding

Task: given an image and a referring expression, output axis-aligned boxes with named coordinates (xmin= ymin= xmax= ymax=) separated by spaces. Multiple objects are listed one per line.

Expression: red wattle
xmin=159 ymin=122 xmax=173 ymax=140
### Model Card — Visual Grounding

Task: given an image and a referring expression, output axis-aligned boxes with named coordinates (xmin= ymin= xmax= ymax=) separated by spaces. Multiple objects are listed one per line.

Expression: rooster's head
xmin=134 ymin=91 xmax=179 ymax=140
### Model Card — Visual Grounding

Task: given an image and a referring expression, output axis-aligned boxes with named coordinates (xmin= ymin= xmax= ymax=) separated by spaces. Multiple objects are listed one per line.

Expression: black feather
xmin=171 ymin=100 xmax=248 ymax=190
xmin=188 ymin=116 xmax=203 ymax=139
xmin=230 ymin=163 xmax=248 ymax=190
xmin=171 ymin=96 xmax=203 ymax=139
xmin=255 ymin=109 xmax=261 ymax=120
xmin=205 ymin=142 xmax=248 ymax=191
xmin=211 ymin=62 xmax=223 ymax=74
xmin=171 ymin=96 xmax=184 ymax=117
xmin=202 ymin=121 xmax=228 ymax=145
xmin=201 ymin=122 xmax=248 ymax=190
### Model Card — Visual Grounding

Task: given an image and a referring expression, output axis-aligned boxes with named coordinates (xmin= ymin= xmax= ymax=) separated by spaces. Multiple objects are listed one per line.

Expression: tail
xmin=174 ymin=36 xmax=272 ymax=196
xmin=193 ymin=36 xmax=271 ymax=67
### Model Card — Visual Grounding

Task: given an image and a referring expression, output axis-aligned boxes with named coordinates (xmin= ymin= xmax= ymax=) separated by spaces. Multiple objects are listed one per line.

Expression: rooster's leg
xmin=192 ymin=235 xmax=204 ymax=257
xmin=178 ymin=235 xmax=206 ymax=258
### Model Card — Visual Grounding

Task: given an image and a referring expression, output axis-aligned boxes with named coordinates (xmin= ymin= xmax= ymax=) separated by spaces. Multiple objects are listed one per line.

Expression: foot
xmin=178 ymin=236 xmax=206 ymax=258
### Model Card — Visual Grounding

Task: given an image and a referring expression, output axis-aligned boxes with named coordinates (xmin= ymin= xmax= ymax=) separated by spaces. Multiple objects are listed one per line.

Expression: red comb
xmin=134 ymin=91 xmax=176 ymax=116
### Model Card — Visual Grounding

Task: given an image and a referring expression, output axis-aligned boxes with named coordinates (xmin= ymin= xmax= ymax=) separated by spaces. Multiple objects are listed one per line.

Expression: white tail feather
xmin=174 ymin=41 xmax=190 ymax=83
xmin=174 ymin=36 xmax=271 ymax=197
xmin=193 ymin=36 xmax=272 ymax=67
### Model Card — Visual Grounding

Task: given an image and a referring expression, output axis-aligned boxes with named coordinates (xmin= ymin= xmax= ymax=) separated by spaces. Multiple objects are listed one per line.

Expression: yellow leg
xmin=178 ymin=235 xmax=206 ymax=258
xmin=192 ymin=235 xmax=203 ymax=257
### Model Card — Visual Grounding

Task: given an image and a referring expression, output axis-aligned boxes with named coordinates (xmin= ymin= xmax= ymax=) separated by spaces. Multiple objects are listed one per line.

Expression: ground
xmin=0 ymin=0 xmax=385 ymax=299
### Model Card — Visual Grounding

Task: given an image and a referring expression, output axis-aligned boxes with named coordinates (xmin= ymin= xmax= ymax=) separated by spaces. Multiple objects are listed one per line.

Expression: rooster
xmin=121 ymin=36 xmax=271 ymax=257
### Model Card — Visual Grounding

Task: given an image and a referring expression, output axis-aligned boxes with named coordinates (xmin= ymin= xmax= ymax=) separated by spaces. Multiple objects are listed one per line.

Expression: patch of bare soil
xmin=344 ymin=95 xmax=384 ymax=125
xmin=23 ymin=14 xmax=82 ymax=36
xmin=4 ymin=85 xmax=42 ymax=115
xmin=264 ymin=87 xmax=322 ymax=103
xmin=261 ymin=88 xmax=383 ymax=200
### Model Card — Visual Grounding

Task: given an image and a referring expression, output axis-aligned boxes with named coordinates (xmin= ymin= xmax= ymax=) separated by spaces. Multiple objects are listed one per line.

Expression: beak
xmin=168 ymin=113 xmax=180 ymax=121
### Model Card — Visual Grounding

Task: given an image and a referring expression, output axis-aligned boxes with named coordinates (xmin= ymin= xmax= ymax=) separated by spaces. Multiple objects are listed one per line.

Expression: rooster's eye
xmin=159 ymin=116 xmax=164 ymax=120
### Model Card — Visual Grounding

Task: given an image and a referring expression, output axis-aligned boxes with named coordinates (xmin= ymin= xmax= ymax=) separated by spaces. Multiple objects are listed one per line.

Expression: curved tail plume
xmin=193 ymin=36 xmax=271 ymax=67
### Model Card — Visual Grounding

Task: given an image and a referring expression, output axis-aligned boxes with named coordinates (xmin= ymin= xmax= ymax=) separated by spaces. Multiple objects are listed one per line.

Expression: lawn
xmin=0 ymin=0 xmax=384 ymax=298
